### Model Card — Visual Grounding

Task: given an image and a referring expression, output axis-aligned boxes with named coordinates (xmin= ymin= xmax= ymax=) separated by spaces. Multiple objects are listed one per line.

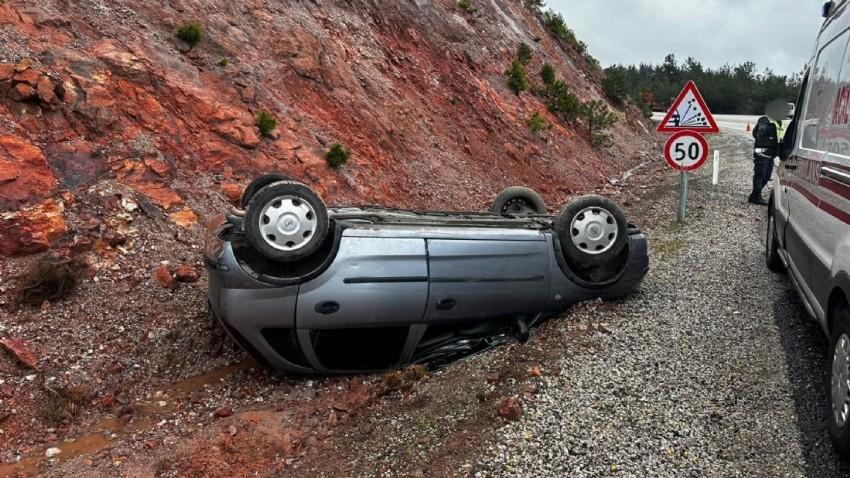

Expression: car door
xmin=785 ymin=28 xmax=849 ymax=292
xmin=296 ymin=236 xmax=429 ymax=329
xmin=424 ymin=236 xmax=551 ymax=323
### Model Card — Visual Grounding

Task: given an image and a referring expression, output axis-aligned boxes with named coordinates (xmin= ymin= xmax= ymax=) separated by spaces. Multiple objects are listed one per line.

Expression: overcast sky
xmin=547 ymin=0 xmax=826 ymax=76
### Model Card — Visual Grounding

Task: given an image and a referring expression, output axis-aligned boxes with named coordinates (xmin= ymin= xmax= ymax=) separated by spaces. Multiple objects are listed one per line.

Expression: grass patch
xmin=43 ymin=385 xmax=89 ymax=425
xmin=255 ymin=111 xmax=277 ymax=137
xmin=528 ymin=112 xmax=550 ymax=132
xmin=175 ymin=21 xmax=204 ymax=49
xmin=13 ymin=255 xmax=86 ymax=307
xmin=325 ymin=143 xmax=352 ymax=169
xmin=218 ymin=57 xmax=230 ymax=68
xmin=652 ymin=239 xmax=687 ymax=259
xmin=458 ymin=0 xmax=477 ymax=13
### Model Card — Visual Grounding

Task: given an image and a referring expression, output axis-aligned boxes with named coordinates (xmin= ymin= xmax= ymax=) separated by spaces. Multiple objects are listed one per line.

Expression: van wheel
xmin=766 ymin=203 xmax=784 ymax=272
xmin=244 ymin=181 xmax=329 ymax=262
xmin=829 ymin=307 xmax=850 ymax=459
xmin=554 ymin=196 xmax=627 ymax=267
xmin=241 ymin=174 xmax=291 ymax=208
xmin=489 ymin=186 xmax=547 ymax=215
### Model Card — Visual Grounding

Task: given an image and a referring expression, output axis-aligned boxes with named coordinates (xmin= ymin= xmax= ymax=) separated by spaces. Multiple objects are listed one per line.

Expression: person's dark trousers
xmin=760 ymin=157 xmax=773 ymax=189
xmin=751 ymin=155 xmax=772 ymax=200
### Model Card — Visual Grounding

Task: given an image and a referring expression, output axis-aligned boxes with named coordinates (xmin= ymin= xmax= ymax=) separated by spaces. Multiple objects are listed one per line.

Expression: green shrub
xmin=527 ymin=112 xmax=550 ymax=132
xmin=583 ymin=100 xmax=618 ymax=148
xmin=525 ymin=0 xmax=546 ymax=11
xmin=540 ymin=63 xmax=556 ymax=85
xmin=325 ymin=143 xmax=352 ymax=169
xmin=458 ymin=0 xmax=477 ymax=13
xmin=449 ymin=96 xmax=459 ymax=106
xmin=641 ymin=104 xmax=653 ymax=119
xmin=517 ymin=43 xmax=533 ymax=65
xmin=542 ymin=10 xmax=599 ymax=69
xmin=505 ymin=59 xmax=528 ymax=95
xmin=601 ymin=68 xmax=628 ymax=105
xmin=176 ymin=21 xmax=204 ymax=49
xmin=255 ymin=111 xmax=277 ymax=137
xmin=540 ymin=80 xmax=582 ymax=120
xmin=218 ymin=57 xmax=230 ymax=68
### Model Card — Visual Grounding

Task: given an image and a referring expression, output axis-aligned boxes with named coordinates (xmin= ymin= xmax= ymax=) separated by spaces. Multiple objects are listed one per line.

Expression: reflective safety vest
xmin=767 ymin=115 xmax=784 ymax=141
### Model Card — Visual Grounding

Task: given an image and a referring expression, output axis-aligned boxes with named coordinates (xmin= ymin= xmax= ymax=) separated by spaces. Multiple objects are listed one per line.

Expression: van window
xmin=801 ymin=32 xmax=850 ymax=151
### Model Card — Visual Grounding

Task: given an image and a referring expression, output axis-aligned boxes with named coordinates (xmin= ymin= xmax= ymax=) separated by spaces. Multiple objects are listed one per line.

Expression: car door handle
xmin=435 ymin=299 xmax=456 ymax=310
xmin=315 ymin=301 xmax=340 ymax=315
xmin=784 ymin=164 xmax=797 ymax=170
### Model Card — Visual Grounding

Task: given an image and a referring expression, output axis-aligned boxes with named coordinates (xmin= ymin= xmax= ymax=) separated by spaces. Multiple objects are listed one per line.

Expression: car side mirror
xmin=824 ymin=1 xmax=836 ymax=17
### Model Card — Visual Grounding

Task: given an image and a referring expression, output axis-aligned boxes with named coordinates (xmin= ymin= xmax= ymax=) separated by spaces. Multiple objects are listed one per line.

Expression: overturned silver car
xmin=204 ymin=175 xmax=649 ymax=373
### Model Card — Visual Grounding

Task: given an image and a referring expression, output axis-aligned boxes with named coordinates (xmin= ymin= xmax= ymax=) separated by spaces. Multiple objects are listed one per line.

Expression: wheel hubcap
xmin=570 ymin=207 xmax=618 ymax=255
xmin=258 ymin=196 xmax=318 ymax=252
xmin=503 ymin=199 xmax=536 ymax=215
xmin=832 ymin=333 xmax=850 ymax=428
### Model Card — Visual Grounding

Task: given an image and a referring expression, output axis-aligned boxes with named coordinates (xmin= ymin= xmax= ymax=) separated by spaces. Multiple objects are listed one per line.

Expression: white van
xmin=767 ymin=0 xmax=850 ymax=457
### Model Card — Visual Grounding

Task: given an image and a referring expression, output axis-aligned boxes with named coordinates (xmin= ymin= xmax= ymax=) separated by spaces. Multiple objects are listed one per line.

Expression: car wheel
xmin=554 ymin=195 xmax=628 ymax=267
xmin=244 ymin=180 xmax=329 ymax=262
xmin=829 ymin=307 xmax=850 ymax=459
xmin=489 ymin=186 xmax=547 ymax=215
xmin=241 ymin=173 xmax=291 ymax=208
xmin=765 ymin=202 xmax=784 ymax=272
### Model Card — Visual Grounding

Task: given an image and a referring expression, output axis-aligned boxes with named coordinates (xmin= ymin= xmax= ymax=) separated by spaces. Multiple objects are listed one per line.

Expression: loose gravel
xmin=475 ymin=129 xmax=850 ymax=477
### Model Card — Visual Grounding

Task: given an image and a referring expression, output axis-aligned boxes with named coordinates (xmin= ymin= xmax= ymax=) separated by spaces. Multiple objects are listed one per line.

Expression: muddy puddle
xmin=0 ymin=360 xmax=255 ymax=476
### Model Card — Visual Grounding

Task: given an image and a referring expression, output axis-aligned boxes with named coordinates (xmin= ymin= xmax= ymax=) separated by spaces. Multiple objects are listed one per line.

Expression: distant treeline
xmin=603 ymin=54 xmax=803 ymax=115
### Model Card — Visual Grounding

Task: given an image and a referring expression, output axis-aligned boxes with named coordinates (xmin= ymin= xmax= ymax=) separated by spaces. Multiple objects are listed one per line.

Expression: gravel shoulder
xmin=475 ymin=129 xmax=850 ymax=477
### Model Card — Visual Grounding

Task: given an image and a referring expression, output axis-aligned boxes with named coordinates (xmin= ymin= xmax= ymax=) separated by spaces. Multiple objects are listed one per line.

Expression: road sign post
xmin=657 ymin=81 xmax=718 ymax=224
xmin=664 ymin=131 xmax=709 ymax=223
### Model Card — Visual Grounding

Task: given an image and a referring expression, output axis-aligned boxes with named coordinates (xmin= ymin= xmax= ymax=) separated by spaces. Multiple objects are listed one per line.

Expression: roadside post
xmin=655 ymin=81 xmax=720 ymax=223
xmin=712 ymin=150 xmax=720 ymax=185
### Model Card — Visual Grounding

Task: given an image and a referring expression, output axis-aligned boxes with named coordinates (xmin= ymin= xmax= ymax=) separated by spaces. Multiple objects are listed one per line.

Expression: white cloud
xmin=546 ymin=0 xmax=824 ymax=75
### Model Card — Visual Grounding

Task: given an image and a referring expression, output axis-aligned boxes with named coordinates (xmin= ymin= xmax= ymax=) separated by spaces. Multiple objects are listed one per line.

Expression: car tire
xmin=828 ymin=306 xmax=850 ymax=459
xmin=489 ymin=186 xmax=547 ymax=215
xmin=765 ymin=202 xmax=784 ymax=272
xmin=554 ymin=195 xmax=628 ymax=267
xmin=244 ymin=180 xmax=329 ymax=262
xmin=241 ymin=173 xmax=291 ymax=208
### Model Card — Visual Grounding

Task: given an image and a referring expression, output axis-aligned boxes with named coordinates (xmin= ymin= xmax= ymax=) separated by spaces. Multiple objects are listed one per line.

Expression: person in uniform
xmin=749 ymin=101 xmax=790 ymax=205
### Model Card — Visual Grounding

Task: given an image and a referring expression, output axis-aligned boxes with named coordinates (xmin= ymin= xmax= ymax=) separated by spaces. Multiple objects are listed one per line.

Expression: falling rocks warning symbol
xmin=656 ymin=81 xmax=719 ymax=134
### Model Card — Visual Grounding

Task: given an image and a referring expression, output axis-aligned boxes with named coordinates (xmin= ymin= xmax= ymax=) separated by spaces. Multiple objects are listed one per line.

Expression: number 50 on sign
xmin=664 ymin=130 xmax=709 ymax=172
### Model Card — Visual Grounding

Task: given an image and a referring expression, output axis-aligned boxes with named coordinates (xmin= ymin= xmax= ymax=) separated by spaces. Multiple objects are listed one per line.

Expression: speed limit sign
xmin=664 ymin=131 xmax=709 ymax=172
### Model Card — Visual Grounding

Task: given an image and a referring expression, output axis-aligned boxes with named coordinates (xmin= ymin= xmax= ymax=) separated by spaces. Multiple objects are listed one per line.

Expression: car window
xmin=801 ymin=31 xmax=850 ymax=151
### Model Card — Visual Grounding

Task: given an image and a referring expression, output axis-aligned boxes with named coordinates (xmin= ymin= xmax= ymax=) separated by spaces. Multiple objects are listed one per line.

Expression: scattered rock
xmin=45 ymin=447 xmax=62 ymax=458
xmin=174 ymin=265 xmax=199 ymax=283
xmin=36 ymin=77 xmax=59 ymax=107
xmin=100 ymin=394 xmax=116 ymax=407
xmin=213 ymin=407 xmax=234 ymax=418
xmin=497 ymin=396 xmax=523 ymax=421
xmin=70 ymin=235 xmax=94 ymax=253
xmin=15 ymin=58 xmax=34 ymax=72
xmin=8 ymin=83 xmax=37 ymax=101
xmin=530 ymin=365 xmax=542 ymax=377
xmin=0 ymin=336 xmax=40 ymax=370
xmin=12 ymin=68 xmax=40 ymax=86
xmin=220 ymin=183 xmax=242 ymax=204
xmin=153 ymin=266 xmax=177 ymax=291
xmin=102 ymin=231 xmax=127 ymax=247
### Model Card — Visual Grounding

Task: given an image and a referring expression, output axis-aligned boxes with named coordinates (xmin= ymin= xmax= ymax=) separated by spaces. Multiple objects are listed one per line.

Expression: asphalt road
xmin=476 ymin=117 xmax=850 ymax=477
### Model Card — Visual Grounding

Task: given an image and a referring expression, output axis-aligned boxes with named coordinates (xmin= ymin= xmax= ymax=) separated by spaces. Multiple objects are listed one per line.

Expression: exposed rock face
xmin=0 ymin=0 xmax=656 ymax=256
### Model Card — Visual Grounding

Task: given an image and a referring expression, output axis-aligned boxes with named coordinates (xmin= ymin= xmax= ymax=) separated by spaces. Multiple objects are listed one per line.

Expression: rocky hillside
xmin=0 ymin=0 xmax=655 ymax=256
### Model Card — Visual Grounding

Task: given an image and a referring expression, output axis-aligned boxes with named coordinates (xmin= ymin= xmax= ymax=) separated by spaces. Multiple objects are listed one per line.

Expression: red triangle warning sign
xmin=656 ymin=81 xmax=719 ymax=134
